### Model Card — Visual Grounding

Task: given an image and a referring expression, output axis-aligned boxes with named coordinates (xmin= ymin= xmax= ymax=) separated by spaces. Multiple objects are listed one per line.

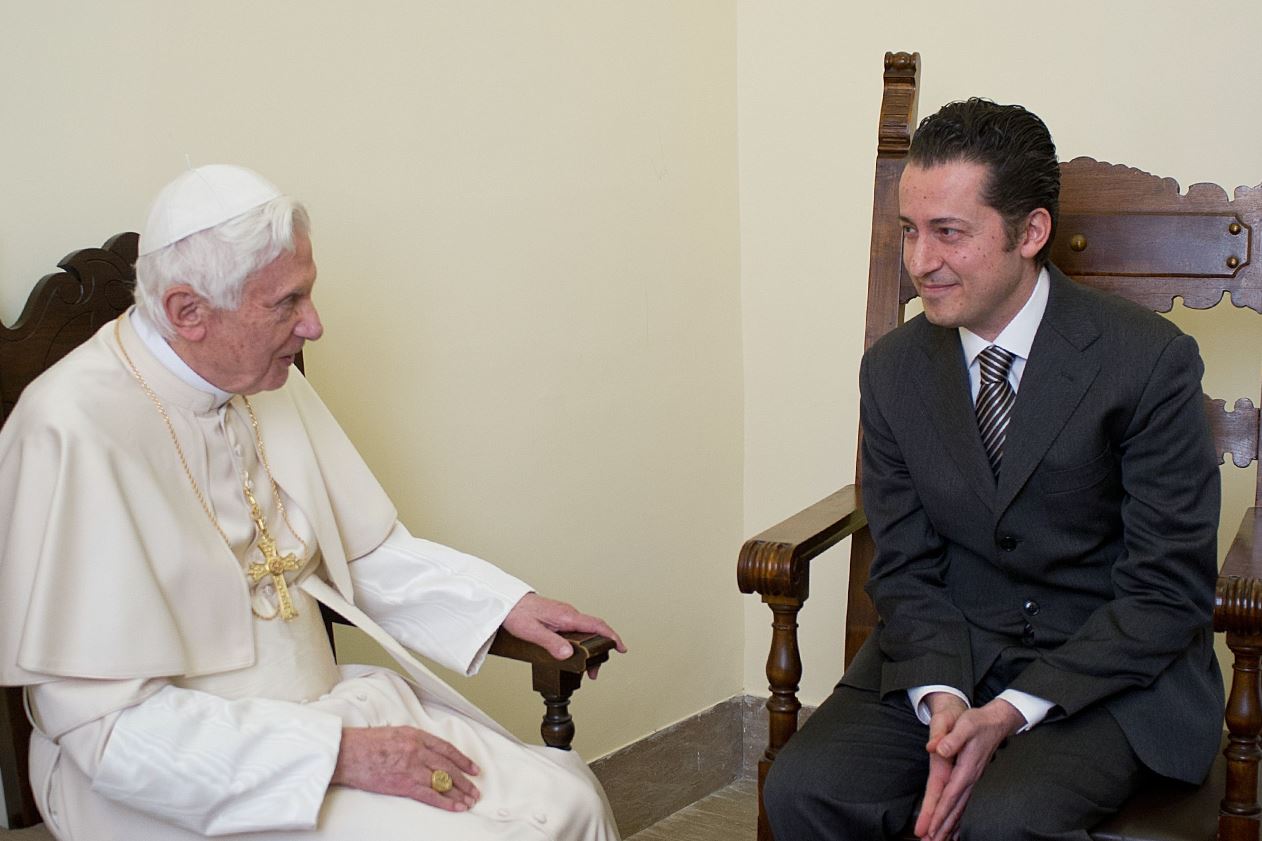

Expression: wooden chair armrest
xmin=488 ymin=629 xmax=617 ymax=673
xmin=737 ymin=484 xmax=867 ymax=601
xmin=322 ymin=605 xmax=615 ymax=671
xmin=739 ymin=484 xmax=867 ymax=841
xmin=488 ymin=629 xmax=617 ymax=750
xmin=1215 ymin=507 xmax=1262 ymax=635
xmin=1212 ymin=508 xmax=1262 ymax=839
xmin=322 ymin=606 xmax=615 ymax=750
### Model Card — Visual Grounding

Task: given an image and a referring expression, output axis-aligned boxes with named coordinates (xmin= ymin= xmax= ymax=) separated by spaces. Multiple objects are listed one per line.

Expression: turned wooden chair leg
xmin=1220 ymin=631 xmax=1262 ymax=841
xmin=530 ymin=640 xmax=612 ymax=750
xmin=533 ymin=667 xmax=583 ymax=750
xmin=759 ymin=596 xmax=804 ymax=841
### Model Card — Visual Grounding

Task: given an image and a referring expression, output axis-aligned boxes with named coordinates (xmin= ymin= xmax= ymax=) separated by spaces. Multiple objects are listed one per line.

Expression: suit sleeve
xmin=859 ymin=352 xmax=976 ymax=697
xmin=1007 ymin=333 xmax=1219 ymax=715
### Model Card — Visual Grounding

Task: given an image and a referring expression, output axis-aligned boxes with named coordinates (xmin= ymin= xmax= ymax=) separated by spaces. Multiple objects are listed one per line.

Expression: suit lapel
xmin=995 ymin=269 xmax=1101 ymax=514
xmin=912 ymin=324 xmax=998 ymax=513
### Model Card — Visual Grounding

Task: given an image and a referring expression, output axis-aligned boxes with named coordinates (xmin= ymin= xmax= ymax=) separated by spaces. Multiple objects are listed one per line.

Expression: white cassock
xmin=0 ymin=310 xmax=619 ymax=841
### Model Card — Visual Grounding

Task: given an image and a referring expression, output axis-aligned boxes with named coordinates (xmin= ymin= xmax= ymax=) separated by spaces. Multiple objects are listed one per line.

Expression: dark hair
xmin=908 ymin=98 xmax=1059 ymax=267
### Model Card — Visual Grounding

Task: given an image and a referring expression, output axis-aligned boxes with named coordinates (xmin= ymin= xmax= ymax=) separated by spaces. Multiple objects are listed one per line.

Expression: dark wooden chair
xmin=739 ymin=50 xmax=1262 ymax=841
xmin=0 ymin=232 xmax=615 ymax=831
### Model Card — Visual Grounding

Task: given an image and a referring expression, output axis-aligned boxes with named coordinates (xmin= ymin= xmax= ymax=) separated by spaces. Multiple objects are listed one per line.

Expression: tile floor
xmin=0 ymin=828 xmax=50 ymax=839
xmin=0 ymin=778 xmax=760 ymax=840
xmin=625 ymin=777 xmax=757 ymax=841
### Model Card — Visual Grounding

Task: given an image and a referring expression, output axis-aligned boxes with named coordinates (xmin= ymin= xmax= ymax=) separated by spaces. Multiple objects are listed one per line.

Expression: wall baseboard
xmin=589 ymin=694 xmax=816 ymax=837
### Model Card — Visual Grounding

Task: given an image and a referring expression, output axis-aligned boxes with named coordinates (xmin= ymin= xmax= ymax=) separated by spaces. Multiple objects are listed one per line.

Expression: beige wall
xmin=738 ymin=0 xmax=1262 ymax=704
xmin=0 ymin=1 xmax=743 ymax=759
xmin=2 ymin=0 xmax=1259 ymax=780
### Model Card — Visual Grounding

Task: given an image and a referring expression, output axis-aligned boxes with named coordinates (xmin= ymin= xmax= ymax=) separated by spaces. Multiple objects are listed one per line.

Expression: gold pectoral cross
xmin=242 ymin=474 xmax=302 ymax=621
xmin=247 ymin=532 xmax=302 ymax=620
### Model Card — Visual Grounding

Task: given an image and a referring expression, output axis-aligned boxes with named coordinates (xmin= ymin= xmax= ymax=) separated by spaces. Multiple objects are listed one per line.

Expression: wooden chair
xmin=739 ymin=50 xmax=1262 ymax=841
xmin=0 ymin=232 xmax=615 ymax=831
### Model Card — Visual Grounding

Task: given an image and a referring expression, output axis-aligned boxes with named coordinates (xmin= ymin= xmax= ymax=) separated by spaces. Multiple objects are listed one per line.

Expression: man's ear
xmin=1018 ymin=208 xmax=1053 ymax=260
xmin=162 ymin=286 xmax=210 ymax=342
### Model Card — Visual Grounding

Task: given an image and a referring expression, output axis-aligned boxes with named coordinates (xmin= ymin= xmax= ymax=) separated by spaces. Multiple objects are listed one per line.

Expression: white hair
xmin=134 ymin=196 xmax=310 ymax=336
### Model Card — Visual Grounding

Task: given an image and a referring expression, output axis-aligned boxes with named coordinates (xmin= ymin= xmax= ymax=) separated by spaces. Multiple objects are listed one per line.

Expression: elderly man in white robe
xmin=0 ymin=165 xmax=626 ymax=841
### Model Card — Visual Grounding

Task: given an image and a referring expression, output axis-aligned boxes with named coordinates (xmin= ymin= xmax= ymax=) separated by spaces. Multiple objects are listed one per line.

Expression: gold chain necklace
xmin=114 ymin=318 xmax=309 ymax=620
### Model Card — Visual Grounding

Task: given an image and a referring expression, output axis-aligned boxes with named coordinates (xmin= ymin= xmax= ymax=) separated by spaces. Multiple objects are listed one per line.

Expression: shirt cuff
xmin=995 ymin=689 xmax=1055 ymax=733
xmin=907 ymin=685 xmax=970 ymax=725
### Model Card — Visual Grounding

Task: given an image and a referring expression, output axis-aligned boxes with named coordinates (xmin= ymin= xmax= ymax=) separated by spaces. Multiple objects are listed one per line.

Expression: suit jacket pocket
xmin=1037 ymin=448 xmax=1115 ymax=495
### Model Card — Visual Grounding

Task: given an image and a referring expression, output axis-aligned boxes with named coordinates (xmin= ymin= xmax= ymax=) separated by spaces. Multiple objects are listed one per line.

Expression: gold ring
xmin=430 ymin=769 xmax=453 ymax=794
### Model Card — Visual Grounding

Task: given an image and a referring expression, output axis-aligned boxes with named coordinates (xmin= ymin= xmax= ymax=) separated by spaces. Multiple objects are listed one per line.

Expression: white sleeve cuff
xmin=93 ymin=686 xmax=342 ymax=835
xmin=907 ymin=685 xmax=970 ymax=725
xmin=996 ymin=689 xmax=1055 ymax=733
xmin=350 ymin=521 xmax=533 ymax=675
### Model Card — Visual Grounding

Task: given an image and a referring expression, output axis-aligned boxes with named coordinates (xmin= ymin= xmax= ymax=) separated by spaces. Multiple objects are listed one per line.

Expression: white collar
xmin=129 ymin=308 xmax=235 ymax=408
xmin=959 ymin=266 xmax=1050 ymax=366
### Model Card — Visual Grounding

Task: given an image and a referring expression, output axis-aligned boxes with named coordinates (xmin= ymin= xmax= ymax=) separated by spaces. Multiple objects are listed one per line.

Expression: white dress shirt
xmin=907 ymin=268 xmax=1056 ymax=733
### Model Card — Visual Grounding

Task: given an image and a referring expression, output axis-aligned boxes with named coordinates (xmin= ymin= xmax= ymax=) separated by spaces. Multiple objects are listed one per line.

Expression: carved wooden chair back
xmin=0 ymin=233 xmax=138 ymax=829
xmin=741 ymin=50 xmax=1262 ymax=841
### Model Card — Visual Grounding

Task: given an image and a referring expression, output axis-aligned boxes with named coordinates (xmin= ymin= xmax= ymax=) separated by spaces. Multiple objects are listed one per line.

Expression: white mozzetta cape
xmin=0 ymin=315 xmax=397 ymax=684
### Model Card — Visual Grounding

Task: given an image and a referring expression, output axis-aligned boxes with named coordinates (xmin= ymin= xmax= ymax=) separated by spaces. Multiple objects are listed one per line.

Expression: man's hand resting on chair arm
xmin=501 ymin=592 xmax=627 ymax=678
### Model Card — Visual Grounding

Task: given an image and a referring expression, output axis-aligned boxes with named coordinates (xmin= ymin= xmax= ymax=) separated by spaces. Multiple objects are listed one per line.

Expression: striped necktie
xmin=976 ymin=345 xmax=1017 ymax=476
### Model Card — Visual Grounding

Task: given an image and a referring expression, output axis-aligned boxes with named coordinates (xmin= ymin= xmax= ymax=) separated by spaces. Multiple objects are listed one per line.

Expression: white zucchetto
xmin=139 ymin=164 xmax=282 ymax=256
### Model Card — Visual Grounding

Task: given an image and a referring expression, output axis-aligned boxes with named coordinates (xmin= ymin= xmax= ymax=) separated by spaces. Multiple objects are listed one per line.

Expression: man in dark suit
xmin=763 ymin=99 xmax=1222 ymax=841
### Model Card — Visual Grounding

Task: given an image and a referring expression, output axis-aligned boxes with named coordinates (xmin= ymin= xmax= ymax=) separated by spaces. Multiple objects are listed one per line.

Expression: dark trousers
xmin=763 ymin=684 xmax=1148 ymax=841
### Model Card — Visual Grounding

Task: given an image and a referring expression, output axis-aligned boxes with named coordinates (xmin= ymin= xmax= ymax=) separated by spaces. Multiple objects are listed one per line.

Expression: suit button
xmin=1023 ymin=600 xmax=1040 ymax=616
xmin=998 ymin=535 xmax=1018 ymax=551
xmin=1022 ymin=622 xmax=1035 ymax=644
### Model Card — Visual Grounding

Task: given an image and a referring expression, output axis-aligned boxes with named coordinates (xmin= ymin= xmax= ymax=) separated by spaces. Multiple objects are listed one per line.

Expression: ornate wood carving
xmin=1218 ymin=577 xmax=1262 ymax=636
xmin=1206 ymin=397 xmax=1261 ymax=469
xmin=866 ymin=53 xmax=920 ymax=355
xmin=0 ymin=233 xmax=137 ymax=425
xmin=1056 ymin=213 xmax=1246 ymax=278
xmin=876 ymin=52 xmax=920 ymax=158
xmin=1056 ymin=158 xmax=1262 ymax=314
xmin=1216 ymin=510 xmax=1262 ymax=838
xmin=737 ymin=486 xmax=865 ymax=601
